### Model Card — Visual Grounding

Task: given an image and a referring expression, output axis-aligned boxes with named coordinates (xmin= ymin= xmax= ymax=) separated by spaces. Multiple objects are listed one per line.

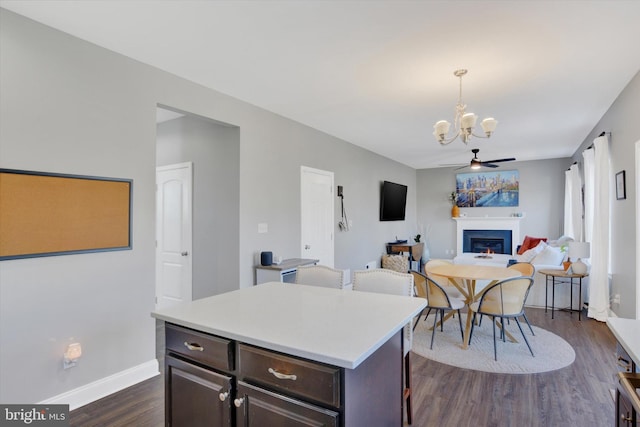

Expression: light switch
xmin=258 ymin=223 xmax=268 ymax=233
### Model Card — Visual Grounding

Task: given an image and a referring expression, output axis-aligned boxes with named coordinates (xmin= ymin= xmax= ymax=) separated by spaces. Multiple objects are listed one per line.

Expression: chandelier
xmin=433 ymin=69 xmax=497 ymax=145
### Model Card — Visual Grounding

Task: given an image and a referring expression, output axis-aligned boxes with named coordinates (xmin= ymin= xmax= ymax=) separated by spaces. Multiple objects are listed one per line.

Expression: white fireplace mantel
xmin=454 ymin=216 xmax=523 ymax=256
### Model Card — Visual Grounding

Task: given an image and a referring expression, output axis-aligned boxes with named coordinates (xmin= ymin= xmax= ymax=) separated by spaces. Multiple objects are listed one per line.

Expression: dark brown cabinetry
xmin=164 ymin=322 xmax=402 ymax=427
xmin=234 ymin=381 xmax=339 ymax=426
xmin=166 ymin=355 xmax=233 ymax=427
xmin=615 ymin=342 xmax=639 ymax=427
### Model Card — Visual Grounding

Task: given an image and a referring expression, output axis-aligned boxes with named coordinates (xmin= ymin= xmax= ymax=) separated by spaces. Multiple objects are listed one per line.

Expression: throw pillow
xmin=531 ymin=245 xmax=565 ymax=266
xmin=516 ymin=241 xmax=547 ymax=262
xmin=517 ymin=235 xmax=548 ymax=255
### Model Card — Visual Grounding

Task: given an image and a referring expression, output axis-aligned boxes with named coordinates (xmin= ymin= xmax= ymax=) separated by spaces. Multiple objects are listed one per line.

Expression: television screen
xmin=380 ymin=181 xmax=407 ymax=221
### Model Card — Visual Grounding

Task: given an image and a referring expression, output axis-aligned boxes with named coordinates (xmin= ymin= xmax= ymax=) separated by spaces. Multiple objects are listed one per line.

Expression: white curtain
xmin=563 ymin=164 xmax=583 ymax=240
xmin=583 ymin=135 xmax=611 ymax=321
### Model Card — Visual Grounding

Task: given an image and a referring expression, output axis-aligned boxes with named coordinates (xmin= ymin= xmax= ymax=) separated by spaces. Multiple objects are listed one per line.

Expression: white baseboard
xmin=39 ymin=359 xmax=160 ymax=411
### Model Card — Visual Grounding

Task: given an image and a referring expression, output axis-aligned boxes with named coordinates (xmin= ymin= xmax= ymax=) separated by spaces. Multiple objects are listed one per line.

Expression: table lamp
xmin=568 ymin=242 xmax=590 ymax=275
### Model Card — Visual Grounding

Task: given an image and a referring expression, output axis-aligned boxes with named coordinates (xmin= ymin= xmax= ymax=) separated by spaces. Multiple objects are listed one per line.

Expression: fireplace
xmin=454 ymin=216 xmax=522 ymax=256
xmin=463 ymin=229 xmax=512 ymax=255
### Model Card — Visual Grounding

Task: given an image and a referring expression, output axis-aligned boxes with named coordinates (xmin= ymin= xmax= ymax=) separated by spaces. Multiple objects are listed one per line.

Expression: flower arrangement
xmin=449 ymin=191 xmax=459 ymax=206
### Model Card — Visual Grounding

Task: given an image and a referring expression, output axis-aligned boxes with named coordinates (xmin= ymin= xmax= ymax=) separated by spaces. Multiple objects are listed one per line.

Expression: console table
xmin=255 ymin=258 xmax=318 ymax=284
xmin=386 ymin=242 xmax=424 ymax=272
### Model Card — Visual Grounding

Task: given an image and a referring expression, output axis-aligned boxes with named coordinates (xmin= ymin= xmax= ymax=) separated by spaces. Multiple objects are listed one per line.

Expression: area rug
xmin=411 ymin=313 xmax=575 ymax=374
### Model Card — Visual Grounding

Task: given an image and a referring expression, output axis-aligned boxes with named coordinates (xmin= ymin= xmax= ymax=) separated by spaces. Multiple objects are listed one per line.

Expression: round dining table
xmin=425 ymin=263 xmax=519 ymax=349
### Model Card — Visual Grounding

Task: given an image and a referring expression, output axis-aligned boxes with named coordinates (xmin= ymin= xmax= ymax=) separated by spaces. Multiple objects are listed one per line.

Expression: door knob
xmin=181 ymin=251 xmax=189 ymax=256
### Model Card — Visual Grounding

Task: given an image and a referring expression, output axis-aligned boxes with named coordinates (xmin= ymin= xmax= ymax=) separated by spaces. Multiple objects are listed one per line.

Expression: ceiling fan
xmin=455 ymin=148 xmax=516 ymax=170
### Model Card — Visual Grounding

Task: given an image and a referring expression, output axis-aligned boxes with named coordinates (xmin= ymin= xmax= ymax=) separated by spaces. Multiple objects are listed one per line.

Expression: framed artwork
xmin=0 ymin=169 xmax=132 ymax=260
xmin=455 ymin=169 xmax=519 ymax=207
xmin=616 ymin=170 xmax=626 ymax=200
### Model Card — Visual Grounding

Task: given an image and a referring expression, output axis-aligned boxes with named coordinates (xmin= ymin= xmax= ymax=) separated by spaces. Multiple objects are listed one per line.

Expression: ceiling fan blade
xmin=482 ymin=157 xmax=516 ymax=163
xmin=454 ymin=164 xmax=469 ymax=170
xmin=481 ymin=163 xmax=500 ymax=168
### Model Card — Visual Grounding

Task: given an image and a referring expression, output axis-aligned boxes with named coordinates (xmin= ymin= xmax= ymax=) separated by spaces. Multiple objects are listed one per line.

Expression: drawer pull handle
xmin=617 ymin=358 xmax=631 ymax=371
xmin=234 ymin=397 xmax=244 ymax=408
xmin=219 ymin=391 xmax=229 ymax=402
xmin=620 ymin=413 xmax=632 ymax=422
xmin=268 ymin=368 xmax=297 ymax=381
xmin=184 ymin=342 xmax=204 ymax=352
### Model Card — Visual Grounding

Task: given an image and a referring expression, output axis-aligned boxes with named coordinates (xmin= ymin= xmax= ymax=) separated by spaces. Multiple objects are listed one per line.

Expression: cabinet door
xmin=166 ymin=355 xmax=233 ymax=427
xmin=234 ymin=381 xmax=338 ymax=427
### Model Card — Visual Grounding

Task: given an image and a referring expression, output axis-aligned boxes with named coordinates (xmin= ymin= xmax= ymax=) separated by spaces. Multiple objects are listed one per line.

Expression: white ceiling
xmin=2 ymin=1 xmax=639 ymax=169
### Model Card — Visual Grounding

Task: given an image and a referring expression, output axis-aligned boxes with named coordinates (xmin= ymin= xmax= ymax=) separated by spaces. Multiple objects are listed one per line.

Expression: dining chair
xmin=507 ymin=262 xmax=536 ymax=335
xmin=411 ymin=271 xmax=465 ymax=348
xmin=352 ymin=268 xmax=414 ymax=424
xmin=424 ymin=259 xmax=464 ymax=299
xmin=468 ymin=276 xmax=535 ymax=361
xmin=295 ymin=264 xmax=344 ymax=289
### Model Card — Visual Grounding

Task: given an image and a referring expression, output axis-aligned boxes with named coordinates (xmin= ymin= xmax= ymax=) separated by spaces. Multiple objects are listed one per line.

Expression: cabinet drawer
xmin=166 ymin=323 xmax=234 ymax=371
xmin=617 ymin=343 xmax=637 ymax=373
xmin=238 ymin=344 xmax=341 ymax=408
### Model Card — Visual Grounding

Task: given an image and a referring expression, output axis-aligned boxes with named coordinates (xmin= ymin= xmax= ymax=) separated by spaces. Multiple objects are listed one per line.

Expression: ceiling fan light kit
xmin=457 ymin=148 xmax=516 ymax=170
xmin=433 ymin=69 xmax=497 ymax=145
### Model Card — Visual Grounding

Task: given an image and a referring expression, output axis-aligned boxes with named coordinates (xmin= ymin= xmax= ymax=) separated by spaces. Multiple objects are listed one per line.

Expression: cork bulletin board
xmin=0 ymin=169 xmax=132 ymax=260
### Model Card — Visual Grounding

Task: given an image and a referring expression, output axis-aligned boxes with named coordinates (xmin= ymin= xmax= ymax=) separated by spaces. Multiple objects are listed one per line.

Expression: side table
xmin=386 ymin=242 xmax=424 ymax=272
xmin=539 ymin=269 xmax=588 ymax=320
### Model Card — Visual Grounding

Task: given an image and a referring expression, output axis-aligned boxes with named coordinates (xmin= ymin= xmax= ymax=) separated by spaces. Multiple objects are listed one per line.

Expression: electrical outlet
xmin=613 ymin=294 xmax=621 ymax=304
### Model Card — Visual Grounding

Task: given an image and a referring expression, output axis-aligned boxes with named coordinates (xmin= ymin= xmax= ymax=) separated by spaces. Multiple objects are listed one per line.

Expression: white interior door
xmin=156 ymin=162 xmax=193 ymax=309
xmin=301 ymin=166 xmax=334 ymax=267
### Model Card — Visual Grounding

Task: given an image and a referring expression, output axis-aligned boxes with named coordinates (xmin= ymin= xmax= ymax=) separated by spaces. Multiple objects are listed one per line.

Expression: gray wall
xmin=156 ymin=114 xmax=240 ymax=298
xmin=417 ymin=158 xmax=568 ymax=259
xmin=569 ymin=71 xmax=640 ymax=319
xmin=0 ymin=9 xmax=416 ymax=403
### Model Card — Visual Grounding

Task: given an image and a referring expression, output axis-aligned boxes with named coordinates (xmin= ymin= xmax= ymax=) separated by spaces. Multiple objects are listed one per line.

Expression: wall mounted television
xmin=380 ymin=180 xmax=407 ymax=221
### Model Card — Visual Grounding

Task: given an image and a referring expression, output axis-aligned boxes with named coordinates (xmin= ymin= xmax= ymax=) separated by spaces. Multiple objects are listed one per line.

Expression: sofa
xmin=452 ymin=236 xmax=587 ymax=310
xmin=517 ymin=236 xmax=584 ymax=309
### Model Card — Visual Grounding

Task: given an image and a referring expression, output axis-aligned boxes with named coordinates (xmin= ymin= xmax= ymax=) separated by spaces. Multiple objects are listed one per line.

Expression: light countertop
xmin=607 ymin=317 xmax=640 ymax=365
xmin=152 ymin=282 xmax=426 ymax=369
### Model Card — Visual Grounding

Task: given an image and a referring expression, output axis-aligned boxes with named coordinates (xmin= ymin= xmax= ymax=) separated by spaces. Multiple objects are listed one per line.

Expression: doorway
xmin=156 ymin=106 xmax=240 ymax=299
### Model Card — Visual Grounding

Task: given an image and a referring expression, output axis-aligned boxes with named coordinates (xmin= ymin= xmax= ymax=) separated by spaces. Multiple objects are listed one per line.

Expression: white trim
xmin=39 ymin=359 xmax=159 ymax=411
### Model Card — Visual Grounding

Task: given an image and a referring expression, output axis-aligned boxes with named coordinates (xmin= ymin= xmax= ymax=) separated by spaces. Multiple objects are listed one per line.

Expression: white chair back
xmin=295 ymin=264 xmax=344 ymax=289
xmin=353 ymin=269 xmax=414 ymax=354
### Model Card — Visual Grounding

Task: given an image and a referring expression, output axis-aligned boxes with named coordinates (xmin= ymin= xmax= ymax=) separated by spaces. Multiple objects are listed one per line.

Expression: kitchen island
xmin=152 ymin=281 xmax=426 ymax=427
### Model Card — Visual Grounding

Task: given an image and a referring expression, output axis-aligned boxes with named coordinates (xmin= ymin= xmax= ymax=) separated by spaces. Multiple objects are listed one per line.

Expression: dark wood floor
xmin=69 ymin=307 xmax=617 ymax=426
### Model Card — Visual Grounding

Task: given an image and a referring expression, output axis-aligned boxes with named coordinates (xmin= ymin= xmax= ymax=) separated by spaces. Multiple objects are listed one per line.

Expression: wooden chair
xmin=411 ymin=271 xmax=465 ymax=348
xmin=353 ymin=269 xmax=414 ymax=424
xmin=469 ymin=277 xmax=535 ymax=361
xmin=424 ymin=259 xmax=464 ymax=299
xmin=507 ymin=262 xmax=536 ymax=334
xmin=295 ymin=264 xmax=344 ymax=289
